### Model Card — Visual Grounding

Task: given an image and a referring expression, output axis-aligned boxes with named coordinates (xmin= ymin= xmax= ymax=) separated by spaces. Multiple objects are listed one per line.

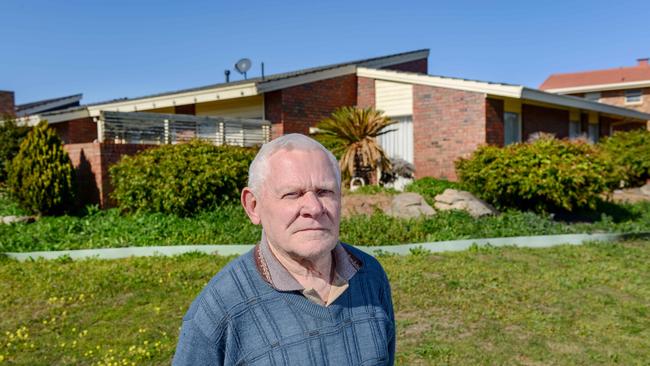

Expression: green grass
xmin=2 ymin=199 xmax=650 ymax=252
xmin=1 ymin=241 xmax=649 ymax=364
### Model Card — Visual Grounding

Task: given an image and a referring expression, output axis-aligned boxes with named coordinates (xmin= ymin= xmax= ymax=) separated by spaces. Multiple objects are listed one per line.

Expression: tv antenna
xmin=234 ymin=58 xmax=252 ymax=79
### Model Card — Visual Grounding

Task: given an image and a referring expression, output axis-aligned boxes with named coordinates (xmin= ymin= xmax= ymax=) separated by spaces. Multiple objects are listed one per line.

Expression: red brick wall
xmin=264 ymin=91 xmax=284 ymax=139
xmin=64 ymin=143 xmax=102 ymax=207
xmin=264 ymin=74 xmax=358 ymax=138
xmin=0 ymin=91 xmax=15 ymax=117
xmin=98 ymin=143 xmax=156 ymax=207
xmin=413 ymin=85 xmax=486 ymax=180
xmin=64 ymin=142 xmax=156 ymax=208
xmin=357 ymin=77 xmax=375 ymax=108
xmin=522 ymin=104 xmax=569 ymax=140
xmin=51 ymin=118 xmax=97 ymax=144
xmin=382 ymin=59 xmax=428 ymax=74
xmin=485 ymin=98 xmax=504 ymax=146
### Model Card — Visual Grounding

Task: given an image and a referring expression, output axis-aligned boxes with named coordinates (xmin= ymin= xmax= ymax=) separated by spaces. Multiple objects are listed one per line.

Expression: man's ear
xmin=241 ymin=187 xmax=261 ymax=225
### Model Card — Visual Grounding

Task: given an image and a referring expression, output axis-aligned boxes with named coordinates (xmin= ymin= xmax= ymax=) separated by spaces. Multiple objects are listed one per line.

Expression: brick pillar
xmin=0 ymin=90 xmax=15 ymax=117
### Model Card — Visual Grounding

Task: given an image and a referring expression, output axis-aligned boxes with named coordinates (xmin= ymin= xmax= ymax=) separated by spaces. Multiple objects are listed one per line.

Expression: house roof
xmin=33 ymin=49 xmax=429 ymax=124
xmin=85 ymin=49 xmax=430 ymax=107
xmin=15 ymin=94 xmax=83 ymax=117
xmin=358 ymin=68 xmax=650 ymax=121
xmin=540 ymin=59 xmax=650 ymax=93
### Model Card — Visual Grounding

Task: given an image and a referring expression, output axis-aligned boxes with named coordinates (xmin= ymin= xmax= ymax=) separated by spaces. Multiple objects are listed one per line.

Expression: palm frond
xmin=315 ymin=107 xmax=397 ymax=180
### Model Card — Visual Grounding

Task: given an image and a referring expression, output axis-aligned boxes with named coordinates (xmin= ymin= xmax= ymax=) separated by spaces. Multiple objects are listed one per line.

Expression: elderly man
xmin=173 ymin=134 xmax=395 ymax=365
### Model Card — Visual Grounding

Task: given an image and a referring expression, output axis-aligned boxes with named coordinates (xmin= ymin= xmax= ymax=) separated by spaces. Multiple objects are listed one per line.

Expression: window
xmin=569 ymin=121 xmax=581 ymax=139
xmin=588 ymin=123 xmax=599 ymax=143
xmin=625 ymin=89 xmax=642 ymax=104
xmin=584 ymin=92 xmax=601 ymax=102
xmin=377 ymin=115 xmax=414 ymax=164
xmin=504 ymin=112 xmax=521 ymax=145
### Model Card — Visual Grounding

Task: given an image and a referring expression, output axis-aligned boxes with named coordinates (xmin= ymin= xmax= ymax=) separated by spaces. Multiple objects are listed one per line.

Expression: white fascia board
xmin=357 ymin=68 xmax=523 ymax=98
xmin=86 ymin=83 xmax=258 ymax=117
xmin=522 ymin=88 xmax=650 ymax=120
xmin=256 ymin=65 xmax=357 ymax=93
xmin=545 ymin=80 xmax=650 ymax=94
xmin=16 ymin=95 xmax=83 ymax=117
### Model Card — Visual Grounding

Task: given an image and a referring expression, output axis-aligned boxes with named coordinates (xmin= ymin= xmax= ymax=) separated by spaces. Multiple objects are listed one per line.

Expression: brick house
xmin=14 ymin=49 xmax=650 ymax=207
xmin=540 ymin=58 xmax=650 ymax=131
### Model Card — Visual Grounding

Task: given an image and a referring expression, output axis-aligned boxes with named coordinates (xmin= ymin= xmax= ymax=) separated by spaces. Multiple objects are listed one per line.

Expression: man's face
xmin=254 ymin=149 xmax=341 ymax=262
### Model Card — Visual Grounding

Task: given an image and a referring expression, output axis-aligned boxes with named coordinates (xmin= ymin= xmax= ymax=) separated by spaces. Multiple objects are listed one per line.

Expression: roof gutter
xmin=544 ymin=80 xmax=650 ymax=94
xmin=522 ymin=88 xmax=650 ymax=120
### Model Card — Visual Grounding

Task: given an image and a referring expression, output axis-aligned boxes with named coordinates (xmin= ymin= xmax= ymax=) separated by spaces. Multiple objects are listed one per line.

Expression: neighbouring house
xmin=540 ymin=58 xmax=650 ymax=131
xmin=10 ymin=49 xmax=650 ymax=207
xmin=0 ymin=91 xmax=83 ymax=118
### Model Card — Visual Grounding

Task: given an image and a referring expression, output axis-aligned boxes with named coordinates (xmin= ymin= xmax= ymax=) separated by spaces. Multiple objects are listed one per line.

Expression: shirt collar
xmin=255 ymin=233 xmax=361 ymax=292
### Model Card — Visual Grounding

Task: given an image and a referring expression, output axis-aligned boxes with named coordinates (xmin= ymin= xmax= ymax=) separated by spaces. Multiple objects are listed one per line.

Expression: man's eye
xmin=283 ymin=192 xmax=300 ymax=199
xmin=317 ymin=189 xmax=333 ymax=196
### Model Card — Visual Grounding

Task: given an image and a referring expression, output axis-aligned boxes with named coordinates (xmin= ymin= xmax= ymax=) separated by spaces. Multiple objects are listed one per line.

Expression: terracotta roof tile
xmin=540 ymin=59 xmax=650 ymax=90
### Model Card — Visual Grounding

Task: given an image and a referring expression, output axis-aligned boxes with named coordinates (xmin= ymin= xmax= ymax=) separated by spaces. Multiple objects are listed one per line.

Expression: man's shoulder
xmin=184 ymin=250 xmax=265 ymax=324
xmin=340 ymin=242 xmax=388 ymax=279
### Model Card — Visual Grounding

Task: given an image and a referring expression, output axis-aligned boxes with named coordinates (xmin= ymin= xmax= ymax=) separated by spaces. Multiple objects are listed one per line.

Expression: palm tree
xmin=315 ymin=107 xmax=396 ymax=185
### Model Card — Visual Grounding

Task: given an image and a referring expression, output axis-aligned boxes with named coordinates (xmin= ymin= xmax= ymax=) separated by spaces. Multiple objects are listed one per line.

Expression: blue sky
xmin=2 ymin=0 xmax=649 ymax=105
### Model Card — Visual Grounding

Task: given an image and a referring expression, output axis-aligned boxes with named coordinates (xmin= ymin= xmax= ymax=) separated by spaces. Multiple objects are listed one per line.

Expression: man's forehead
xmin=264 ymin=149 xmax=338 ymax=188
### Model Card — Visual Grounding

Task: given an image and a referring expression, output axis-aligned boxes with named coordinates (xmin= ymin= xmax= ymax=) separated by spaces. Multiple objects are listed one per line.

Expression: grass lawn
xmin=2 ymin=185 xmax=650 ymax=252
xmin=1 ymin=240 xmax=649 ymax=365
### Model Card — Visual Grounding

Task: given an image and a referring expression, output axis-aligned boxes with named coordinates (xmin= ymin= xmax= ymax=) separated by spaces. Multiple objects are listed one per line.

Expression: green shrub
xmin=0 ymin=118 xmax=31 ymax=182
xmin=7 ymin=121 xmax=75 ymax=215
xmin=455 ymin=136 xmax=619 ymax=213
xmin=405 ymin=177 xmax=461 ymax=205
xmin=110 ymin=140 xmax=257 ymax=216
xmin=600 ymin=129 xmax=650 ymax=187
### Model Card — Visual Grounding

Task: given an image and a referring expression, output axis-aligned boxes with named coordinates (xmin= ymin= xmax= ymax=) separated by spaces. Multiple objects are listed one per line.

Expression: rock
xmin=641 ymin=183 xmax=650 ymax=196
xmin=433 ymin=189 xmax=498 ymax=218
xmin=342 ymin=193 xmax=392 ymax=217
xmin=1 ymin=215 xmax=37 ymax=225
xmin=385 ymin=192 xmax=435 ymax=219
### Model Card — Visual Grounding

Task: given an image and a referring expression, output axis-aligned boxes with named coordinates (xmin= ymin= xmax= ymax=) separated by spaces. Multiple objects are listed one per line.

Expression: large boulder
xmin=434 ymin=189 xmax=498 ymax=218
xmin=385 ymin=192 xmax=435 ymax=219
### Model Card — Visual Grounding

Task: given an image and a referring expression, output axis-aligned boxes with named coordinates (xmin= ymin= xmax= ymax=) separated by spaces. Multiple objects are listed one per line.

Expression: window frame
xmin=624 ymin=89 xmax=643 ymax=105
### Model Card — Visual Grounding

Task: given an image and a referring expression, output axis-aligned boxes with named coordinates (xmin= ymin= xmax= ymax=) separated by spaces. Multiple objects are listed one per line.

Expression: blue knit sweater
xmin=173 ymin=244 xmax=395 ymax=365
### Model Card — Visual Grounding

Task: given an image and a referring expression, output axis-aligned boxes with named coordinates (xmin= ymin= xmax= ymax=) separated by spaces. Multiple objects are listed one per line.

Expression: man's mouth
xmin=295 ymin=228 xmax=328 ymax=233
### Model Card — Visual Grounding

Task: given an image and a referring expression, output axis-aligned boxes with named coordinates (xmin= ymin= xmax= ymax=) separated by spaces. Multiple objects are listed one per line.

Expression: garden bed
xmin=2 ymin=187 xmax=650 ymax=252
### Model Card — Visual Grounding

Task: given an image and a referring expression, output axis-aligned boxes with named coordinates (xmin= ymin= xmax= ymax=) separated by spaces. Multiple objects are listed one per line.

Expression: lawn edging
xmin=4 ymin=232 xmax=650 ymax=261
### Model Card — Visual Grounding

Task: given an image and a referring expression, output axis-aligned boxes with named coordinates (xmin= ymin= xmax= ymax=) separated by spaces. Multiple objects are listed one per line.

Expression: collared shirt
xmin=254 ymin=236 xmax=362 ymax=306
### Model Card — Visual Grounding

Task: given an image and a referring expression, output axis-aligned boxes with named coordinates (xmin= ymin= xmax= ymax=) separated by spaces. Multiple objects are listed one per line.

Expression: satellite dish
xmin=235 ymin=58 xmax=252 ymax=79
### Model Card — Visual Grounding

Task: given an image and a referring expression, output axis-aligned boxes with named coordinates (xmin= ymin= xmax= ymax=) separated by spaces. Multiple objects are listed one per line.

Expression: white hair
xmin=248 ymin=134 xmax=341 ymax=195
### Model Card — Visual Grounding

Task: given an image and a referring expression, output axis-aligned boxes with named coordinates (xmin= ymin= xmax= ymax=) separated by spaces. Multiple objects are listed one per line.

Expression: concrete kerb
xmin=4 ymin=232 xmax=650 ymax=262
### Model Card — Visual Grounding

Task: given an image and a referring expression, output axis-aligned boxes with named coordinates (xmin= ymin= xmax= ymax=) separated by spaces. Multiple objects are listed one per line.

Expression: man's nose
xmin=300 ymin=191 xmax=325 ymax=217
